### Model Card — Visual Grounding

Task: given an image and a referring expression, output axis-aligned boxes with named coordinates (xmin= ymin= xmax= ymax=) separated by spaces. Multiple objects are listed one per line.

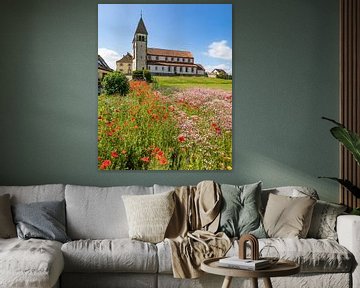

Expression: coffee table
xmin=201 ymin=257 xmax=300 ymax=288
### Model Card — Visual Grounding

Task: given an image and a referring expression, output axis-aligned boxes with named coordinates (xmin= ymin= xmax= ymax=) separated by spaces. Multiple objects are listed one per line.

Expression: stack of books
xmin=218 ymin=257 xmax=271 ymax=270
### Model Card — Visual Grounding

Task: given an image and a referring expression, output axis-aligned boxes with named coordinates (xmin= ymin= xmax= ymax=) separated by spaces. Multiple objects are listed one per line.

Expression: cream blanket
xmin=165 ymin=181 xmax=231 ymax=278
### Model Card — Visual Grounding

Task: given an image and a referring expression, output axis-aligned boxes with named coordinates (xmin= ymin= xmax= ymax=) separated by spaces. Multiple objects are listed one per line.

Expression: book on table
xmin=218 ymin=257 xmax=271 ymax=270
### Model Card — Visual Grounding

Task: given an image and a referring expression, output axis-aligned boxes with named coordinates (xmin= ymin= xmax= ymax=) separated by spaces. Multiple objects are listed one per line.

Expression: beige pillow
xmin=122 ymin=191 xmax=175 ymax=243
xmin=263 ymin=193 xmax=316 ymax=238
xmin=0 ymin=194 xmax=17 ymax=238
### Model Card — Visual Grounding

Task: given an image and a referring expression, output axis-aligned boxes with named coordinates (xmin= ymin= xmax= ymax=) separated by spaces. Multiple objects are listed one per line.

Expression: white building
xmin=132 ymin=16 xmax=205 ymax=76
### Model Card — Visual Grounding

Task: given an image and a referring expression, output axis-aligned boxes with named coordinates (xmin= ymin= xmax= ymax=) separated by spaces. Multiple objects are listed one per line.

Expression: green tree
xmin=101 ymin=71 xmax=130 ymax=96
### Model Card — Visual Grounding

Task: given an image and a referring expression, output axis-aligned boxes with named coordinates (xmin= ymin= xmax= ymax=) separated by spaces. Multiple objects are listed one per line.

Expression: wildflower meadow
xmin=98 ymin=77 xmax=232 ymax=170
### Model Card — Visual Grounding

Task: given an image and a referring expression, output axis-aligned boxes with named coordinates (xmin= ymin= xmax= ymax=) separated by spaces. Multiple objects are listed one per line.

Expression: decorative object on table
xmin=319 ymin=117 xmax=360 ymax=212
xmin=218 ymin=257 xmax=271 ymax=270
xmin=238 ymin=233 xmax=259 ymax=260
xmin=259 ymin=245 xmax=280 ymax=265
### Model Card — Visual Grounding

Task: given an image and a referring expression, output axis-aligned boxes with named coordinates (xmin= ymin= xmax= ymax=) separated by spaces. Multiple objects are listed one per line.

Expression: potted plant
xmin=320 ymin=117 xmax=360 ymax=215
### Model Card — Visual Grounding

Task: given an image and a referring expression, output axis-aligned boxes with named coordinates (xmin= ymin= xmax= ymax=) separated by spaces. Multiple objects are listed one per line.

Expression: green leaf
xmin=322 ymin=117 xmax=360 ymax=165
xmin=330 ymin=127 xmax=360 ymax=165
xmin=318 ymin=177 xmax=360 ymax=198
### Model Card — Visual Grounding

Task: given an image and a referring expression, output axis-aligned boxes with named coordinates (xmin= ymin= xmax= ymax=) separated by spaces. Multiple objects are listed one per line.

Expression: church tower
xmin=132 ymin=16 xmax=148 ymax=71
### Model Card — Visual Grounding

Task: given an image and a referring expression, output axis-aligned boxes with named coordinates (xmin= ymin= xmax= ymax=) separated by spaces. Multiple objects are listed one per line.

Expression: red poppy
xmin=140 ymin=157 xmax=150 ymax=163
xmin=178 ymin=135 xmax=186 ymax=142
xmin=111 ymin=151 xmax=119 ymax=158
xmin=100 ymin=160 xmax=111 ymax=170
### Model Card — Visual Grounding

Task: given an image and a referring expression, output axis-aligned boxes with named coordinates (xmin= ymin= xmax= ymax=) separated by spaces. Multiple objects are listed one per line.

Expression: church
xmin=129 ymin=16 xmax=205 ymax=76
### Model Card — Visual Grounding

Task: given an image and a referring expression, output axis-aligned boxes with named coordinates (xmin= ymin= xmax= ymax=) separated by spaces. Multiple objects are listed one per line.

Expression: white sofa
xmin=0 ymin=184 xmax=359 ymax=288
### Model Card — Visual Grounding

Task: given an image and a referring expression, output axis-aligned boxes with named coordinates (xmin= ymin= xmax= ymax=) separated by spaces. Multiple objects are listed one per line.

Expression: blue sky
xmin=98 ymin=4 xmax=232 ymax=74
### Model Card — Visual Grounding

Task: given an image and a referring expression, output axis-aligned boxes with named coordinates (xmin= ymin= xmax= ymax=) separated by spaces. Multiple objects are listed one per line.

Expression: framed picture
xmin=98 ymin=4 xmax=232 ymax=170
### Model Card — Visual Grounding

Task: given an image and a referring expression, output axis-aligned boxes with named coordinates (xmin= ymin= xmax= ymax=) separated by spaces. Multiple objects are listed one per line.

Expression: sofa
xmin=0 ymin=183 xmax=359 ymax=288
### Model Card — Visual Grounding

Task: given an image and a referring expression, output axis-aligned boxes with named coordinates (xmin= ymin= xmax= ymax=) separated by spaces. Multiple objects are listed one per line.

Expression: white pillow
xmin=122 ymin=191 xmax=175 ymax=243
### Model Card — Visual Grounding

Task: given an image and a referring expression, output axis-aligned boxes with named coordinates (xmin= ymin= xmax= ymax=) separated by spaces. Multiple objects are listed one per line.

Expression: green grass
xmin=154 ymin=76 xmax=232 ymax=91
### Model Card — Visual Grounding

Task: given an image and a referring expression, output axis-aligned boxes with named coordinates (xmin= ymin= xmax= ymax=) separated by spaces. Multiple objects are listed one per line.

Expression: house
xmin=132 ymin=16 xmax=205 ymax=76
xmin=98 ymin=54 xmax=113 ymax=80
xmin=116 ymin=52 xmax=133 ymax=75
xmin=98 ymin=55 xmax=113 ymax=94
xmin=210 ymin=68 xmax=228 ymax=77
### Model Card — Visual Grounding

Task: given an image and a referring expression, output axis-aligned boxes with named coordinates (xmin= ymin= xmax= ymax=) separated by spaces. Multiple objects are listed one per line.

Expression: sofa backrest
xmin=261 ymin=186 xmax=319 ymax=213
xmin=0 ymin=184 xmax=65 ymax=204
xmin=65 ymin=184 xmax=153 ymax=240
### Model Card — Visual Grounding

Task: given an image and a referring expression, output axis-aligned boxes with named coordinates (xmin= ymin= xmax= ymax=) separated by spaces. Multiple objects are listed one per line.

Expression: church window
xmin=156 ymin=56 xmax=159 ymax=60
xmin=155 ymin=66 xmax=157 ymax=70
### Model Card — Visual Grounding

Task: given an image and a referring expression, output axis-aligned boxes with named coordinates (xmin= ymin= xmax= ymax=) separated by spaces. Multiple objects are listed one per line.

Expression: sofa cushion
xmin=218 ymin=182 xmax=266 ymax=238
xmin=0 ymin=194 xmax=16 ymax=238
xmin=0 ymin=184 xmax=65 ymax=204
xmin=0 ymin=238 xmax=64 ymax=288
xmin=261 ymin=186 xmax=319 ymax=213
xmin=307 ymin=200 xmax=347 ymax=240
xmin=158 ymin=237 xmax=353 ymax=274
xmin=61 ymin=239 xmax=158 ymax=273
xmin=12 ymin=200 xmax=70 ymax=243
xmin=122 ymin=191 xmax=175 ymax=243
xmin=65 ymin=185 xmax=153 ymax=239
xmin=263 ymin=194 xmax=316 ymax=238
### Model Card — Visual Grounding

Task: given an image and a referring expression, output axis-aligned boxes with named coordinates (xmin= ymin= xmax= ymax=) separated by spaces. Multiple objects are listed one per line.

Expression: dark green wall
xmin=0 ymin=0 xmax=340 ymax=202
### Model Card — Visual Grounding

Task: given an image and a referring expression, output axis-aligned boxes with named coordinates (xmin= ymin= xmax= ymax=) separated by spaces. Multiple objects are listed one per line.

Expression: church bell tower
xmin=133 ymin=15 xmax=148 ymax=71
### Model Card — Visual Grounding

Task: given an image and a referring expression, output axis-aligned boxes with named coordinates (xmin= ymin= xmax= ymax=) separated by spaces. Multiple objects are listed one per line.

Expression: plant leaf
xmin=330 ymin=127 xmax=360 ymax=165
xmin=322 ymin=117 xmax=360 ymax=165
xmin=318 ymin=177 xmax=360 ymax=198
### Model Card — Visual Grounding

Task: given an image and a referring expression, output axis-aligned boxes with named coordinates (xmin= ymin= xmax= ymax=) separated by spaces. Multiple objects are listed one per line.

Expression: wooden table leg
xmin=263 ymin=277 xmax=273 ymax=288
xmin=251 ymin=278 xmax=258 ymax=288
xmin=221 ymin=276 xmax=233 ymax=288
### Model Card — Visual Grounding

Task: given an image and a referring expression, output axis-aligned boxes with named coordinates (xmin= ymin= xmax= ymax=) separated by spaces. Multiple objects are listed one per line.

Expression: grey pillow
xmin=307 ymin=200 xmax=347 ymax=240
xmin=0 ymin=194 xmax=16 ymax=238
xmin=218 ymin=182 xmax=266 ymax=238
xmin=12 ymin=200 xmax=70 ymax=243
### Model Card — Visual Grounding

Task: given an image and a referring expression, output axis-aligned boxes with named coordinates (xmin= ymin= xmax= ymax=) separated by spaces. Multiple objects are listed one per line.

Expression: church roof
xmin=134 ymin=17 xmax=148 ymax=35
xmin=147 ymin=47 xmax=193 ymax=58
xmin=116 ymin=52 xmax=133 ymax=63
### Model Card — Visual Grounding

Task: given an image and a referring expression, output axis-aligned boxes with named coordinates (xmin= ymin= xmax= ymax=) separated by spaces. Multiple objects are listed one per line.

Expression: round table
xmin=201 ymin=257 xmax=300 ymax=288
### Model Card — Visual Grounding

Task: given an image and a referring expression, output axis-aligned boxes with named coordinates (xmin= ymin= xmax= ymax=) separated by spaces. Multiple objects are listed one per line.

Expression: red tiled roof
xmin=147 ymin=48 xmax=193 ymax=58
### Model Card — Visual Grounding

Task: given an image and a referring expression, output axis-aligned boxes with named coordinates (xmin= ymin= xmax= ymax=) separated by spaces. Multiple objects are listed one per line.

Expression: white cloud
xmin=205 ymin=64 xmax=232 ymax=75
xmin=98 ymin=48 xmax=121 ymax=70
xmin=206 ymin=40 xmax=232 ymax=60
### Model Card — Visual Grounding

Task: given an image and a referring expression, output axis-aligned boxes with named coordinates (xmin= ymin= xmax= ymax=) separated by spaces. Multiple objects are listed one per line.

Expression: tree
xmin=101 ymin=71 xmax=130 ymax=96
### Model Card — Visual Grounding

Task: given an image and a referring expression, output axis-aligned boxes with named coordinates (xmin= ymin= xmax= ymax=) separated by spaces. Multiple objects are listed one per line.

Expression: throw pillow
xmin=12 ymin=200 xmax=70 ymax=243
xmin=122 ymin=191 xmax=175 ymax=243
xmin=307 ymin=200 xmax=347 ymax=240
xmin=263 ymin=193 xmax=316 ymax=238
xmin=0 ymin=194 xmax=17 ymax=238
xmin=218 ymin=182 xmax=266 ymax=238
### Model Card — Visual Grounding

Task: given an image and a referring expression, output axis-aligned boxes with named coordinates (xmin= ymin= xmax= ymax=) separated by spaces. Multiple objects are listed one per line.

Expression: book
xmin=218 ymin=257 xmax=271 ymax=270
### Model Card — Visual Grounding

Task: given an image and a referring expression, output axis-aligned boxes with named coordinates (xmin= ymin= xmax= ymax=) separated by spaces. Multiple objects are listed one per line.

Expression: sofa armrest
xmin=337 ymin=215 xmax=360 ymax=288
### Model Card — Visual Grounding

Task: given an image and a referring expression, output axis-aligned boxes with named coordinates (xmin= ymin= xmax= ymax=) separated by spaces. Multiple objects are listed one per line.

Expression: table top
xmin=201 ymin=257 xmax=300 ymax=278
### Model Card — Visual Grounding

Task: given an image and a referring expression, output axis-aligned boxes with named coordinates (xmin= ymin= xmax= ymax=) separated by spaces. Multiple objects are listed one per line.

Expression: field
xmin=155 ymin=76 xmax=232 ymax=91
xmin=98 ymin=76 xmax=232 ymax=170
